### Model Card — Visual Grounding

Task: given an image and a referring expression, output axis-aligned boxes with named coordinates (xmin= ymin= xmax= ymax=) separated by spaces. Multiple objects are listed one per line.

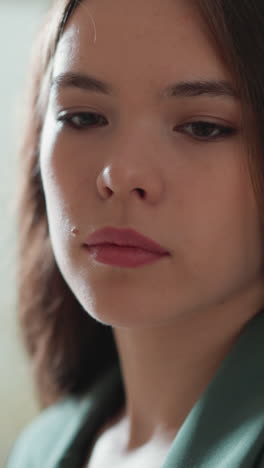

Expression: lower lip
xmin=84 ymin=245 xmax=169 ymax=268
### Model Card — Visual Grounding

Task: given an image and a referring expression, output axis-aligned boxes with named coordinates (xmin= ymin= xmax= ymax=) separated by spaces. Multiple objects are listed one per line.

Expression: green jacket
xmin=5 ymin=310 xmax=264 ymax=467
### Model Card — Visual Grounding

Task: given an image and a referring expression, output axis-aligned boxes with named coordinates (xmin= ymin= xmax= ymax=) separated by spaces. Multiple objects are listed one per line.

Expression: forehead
xmin=53 ymin=0 xmax=233 ymax=92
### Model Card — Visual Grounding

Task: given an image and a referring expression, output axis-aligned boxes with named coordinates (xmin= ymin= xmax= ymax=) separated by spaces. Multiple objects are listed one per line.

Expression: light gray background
xmin=1 ymin=2 xmax=52 ymax=465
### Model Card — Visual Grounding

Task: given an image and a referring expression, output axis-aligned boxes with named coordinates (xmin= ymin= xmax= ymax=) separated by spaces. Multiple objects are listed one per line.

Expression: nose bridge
xmin=96 ymin=106 xmax=165 ymax=203
xmin=116 ymin=105 xmax=161 ymax=154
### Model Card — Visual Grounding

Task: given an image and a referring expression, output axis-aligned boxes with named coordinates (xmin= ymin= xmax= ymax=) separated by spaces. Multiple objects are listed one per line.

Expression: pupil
xmin=194 ymin=122 xmax=215 ymax=137
xmin=82 ymin=114 xmax=96 ymax=125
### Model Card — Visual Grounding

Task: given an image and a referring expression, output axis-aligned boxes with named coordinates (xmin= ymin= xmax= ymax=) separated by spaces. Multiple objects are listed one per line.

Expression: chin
xmin=79 ymin=295 xmax=179 ymax=329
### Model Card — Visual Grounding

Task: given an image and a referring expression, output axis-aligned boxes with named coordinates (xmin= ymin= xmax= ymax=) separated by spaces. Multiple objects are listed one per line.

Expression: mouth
xmin=84 ymin=243 xmax=169 ymax=268
xmin=84 ymin=226 xmax=170 ymax=254
xmin=83 ymin=226 xmax=170 ymax=268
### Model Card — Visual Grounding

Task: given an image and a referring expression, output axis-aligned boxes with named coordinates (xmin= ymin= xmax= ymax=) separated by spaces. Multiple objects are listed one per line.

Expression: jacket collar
xmin=164 ymin=308 xmax=264 ymax=467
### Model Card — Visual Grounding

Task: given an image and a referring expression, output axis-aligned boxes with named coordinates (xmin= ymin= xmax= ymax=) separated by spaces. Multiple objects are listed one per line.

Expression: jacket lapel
xmin=163 ymin=309 xmax=264 ymax=467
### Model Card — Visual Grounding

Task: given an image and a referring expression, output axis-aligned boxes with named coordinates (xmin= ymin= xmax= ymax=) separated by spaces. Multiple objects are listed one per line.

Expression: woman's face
xmin=40 ymin=0 xmax=264 ymax=328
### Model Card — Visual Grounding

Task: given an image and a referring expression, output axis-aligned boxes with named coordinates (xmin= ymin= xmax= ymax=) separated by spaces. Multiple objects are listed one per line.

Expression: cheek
xmin=179 ymin=159 xmax=262 ymax=283
xmin=40 ymin=113 xmax=59 ymax=195
xmin=39 ymin=117 xmax=78 ymax=251
xmin=40 ymin=124 xmax=72 ymax=203
xmin=40 ymin=117 xmax=83 ymax=214
xmin=40 ymin=114 xmax=100 ymax=205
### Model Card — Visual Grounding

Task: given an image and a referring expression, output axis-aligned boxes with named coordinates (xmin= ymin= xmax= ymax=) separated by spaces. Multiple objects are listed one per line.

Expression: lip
xmin=84 ymin=227 xmax=170 ymax=255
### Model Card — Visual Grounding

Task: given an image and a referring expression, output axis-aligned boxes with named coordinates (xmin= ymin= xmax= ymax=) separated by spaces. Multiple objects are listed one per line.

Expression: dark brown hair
xmin=17 ymin=0 xmax=264 ymax=409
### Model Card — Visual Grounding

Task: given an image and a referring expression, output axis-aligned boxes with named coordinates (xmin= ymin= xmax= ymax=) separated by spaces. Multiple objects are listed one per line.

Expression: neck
xmin=113 ymin=294 xmax=263 ymax=451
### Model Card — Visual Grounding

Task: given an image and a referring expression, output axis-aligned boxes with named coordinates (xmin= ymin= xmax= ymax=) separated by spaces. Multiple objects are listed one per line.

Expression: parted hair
xmin=17 ymin=0 xmax=264 ymax=408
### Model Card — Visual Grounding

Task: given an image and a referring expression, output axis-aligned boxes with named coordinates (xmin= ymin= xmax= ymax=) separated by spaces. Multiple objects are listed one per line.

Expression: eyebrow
xmin=51 ymin=71 xmax=240 ymax=100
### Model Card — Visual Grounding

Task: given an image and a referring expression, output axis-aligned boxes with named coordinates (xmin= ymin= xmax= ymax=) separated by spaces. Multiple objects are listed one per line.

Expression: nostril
xmin=136 ymin=188 xmax=145 ymax=198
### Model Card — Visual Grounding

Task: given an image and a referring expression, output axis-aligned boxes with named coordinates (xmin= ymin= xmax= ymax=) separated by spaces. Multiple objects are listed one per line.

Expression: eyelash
xmin=57 ymin=112 xmax=237 ymax=142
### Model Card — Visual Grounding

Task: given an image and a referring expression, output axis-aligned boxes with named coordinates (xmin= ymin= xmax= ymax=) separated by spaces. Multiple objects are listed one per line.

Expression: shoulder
xmin=5 ymin=393 xmax=92 ymax=468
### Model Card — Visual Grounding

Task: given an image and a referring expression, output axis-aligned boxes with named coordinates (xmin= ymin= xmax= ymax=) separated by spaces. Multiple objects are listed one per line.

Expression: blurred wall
xmin=0 ymin=2 xmax=51 ymax=465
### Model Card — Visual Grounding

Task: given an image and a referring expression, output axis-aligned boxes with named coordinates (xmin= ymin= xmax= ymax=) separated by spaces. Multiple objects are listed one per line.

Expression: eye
xmin=175 ymin=121 xmax=237 ymax=141
xmin=57 ymin=112 xmax=237 ymax=142
xmin=57 ymin=111 xmax=108 ymax=130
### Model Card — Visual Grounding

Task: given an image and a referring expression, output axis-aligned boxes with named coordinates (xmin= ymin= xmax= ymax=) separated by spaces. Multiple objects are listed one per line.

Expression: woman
xmin=5 ymin=0 xmax=264 ymax=466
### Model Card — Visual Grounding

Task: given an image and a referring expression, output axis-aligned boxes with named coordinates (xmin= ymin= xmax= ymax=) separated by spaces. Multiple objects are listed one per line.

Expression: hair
xmin=17 ymin=0 xmax=264 ymax=409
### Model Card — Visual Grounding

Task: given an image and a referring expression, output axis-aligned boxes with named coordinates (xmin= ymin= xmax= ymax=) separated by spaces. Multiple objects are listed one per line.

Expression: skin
xmin=40 ymin=0 xmax=264 ymax=464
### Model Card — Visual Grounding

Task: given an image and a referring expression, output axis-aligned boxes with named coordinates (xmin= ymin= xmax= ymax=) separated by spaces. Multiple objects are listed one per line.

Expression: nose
xmin=96 ymin=163 xmax=165 ymax=205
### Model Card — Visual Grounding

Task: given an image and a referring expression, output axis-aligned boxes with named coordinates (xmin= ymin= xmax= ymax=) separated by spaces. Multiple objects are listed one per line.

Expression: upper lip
xmin=84 ymin=227 xmax=170 ymax=255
